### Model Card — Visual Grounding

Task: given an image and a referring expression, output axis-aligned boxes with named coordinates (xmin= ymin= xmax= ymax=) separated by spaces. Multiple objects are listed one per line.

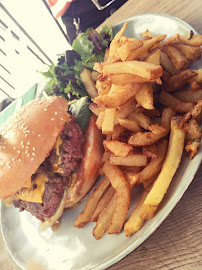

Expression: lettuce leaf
xmin=69 ymin=96 xmax=92 ymax=132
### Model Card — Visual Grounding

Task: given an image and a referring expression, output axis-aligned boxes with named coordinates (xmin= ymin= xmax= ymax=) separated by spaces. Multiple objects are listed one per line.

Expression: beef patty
xmin=14 ymin=117 xmax=84 ymax=221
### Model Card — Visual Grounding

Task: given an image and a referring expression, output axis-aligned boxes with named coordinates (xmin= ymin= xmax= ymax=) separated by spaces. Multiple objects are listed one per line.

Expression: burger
xmin=0 ymin=96 xmax=103 ymax=230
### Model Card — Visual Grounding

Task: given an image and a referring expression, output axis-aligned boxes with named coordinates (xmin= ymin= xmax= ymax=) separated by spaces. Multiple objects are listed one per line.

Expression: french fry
xmin=149 ymin=124 xmax=167 ymax=134
xmin=164 ymin=34 xmax=180 ymax=45
xmin=110 ymin=154 xmax=148 ymax=167
xmin=160 ymin=51 xmax=177 ymax=75
xmin=138 ymin=140 xmax=168 ymax=184
xmin=91 ymin=185 xmax=115 ymax=222
xmin=127 ymin=111 xmax=151 ymax=130
xmin=135 ymin=83 xmax=154 ymax=110
xmin=94 ymin=83 xmax=140 ymax=108
xmin=162 ymin=45 xmax=189 ymax=70
xmin=102 ymin=160 xmax=130 ymax=234
xmin=74 ymin=177 xmax=110 ymax=228
xmin=173 ymin=89 xmax=202 ymax=103
xmin=128 ymin=130 xmax=168 ymax=146
xmin=141 ymin=29 xmax=153 ymax=38
xmin=142 ymin=144 xmax=158 ymax=159
xmin=93 ymin=62 xmax=103 ymax=73
xmin=111 ymin=124 xmax=126 ymax=140
xmin=185 ymin=141 xmax=200 ymax=159
xmin=189 ymin=69 xmax=202 ymax=83
xmin=118 ymin=118 xmax=143 ymax=132
xmin=179 ymin=33 xmax=202 ymax=47
xmin=124 ymin=187 xmax=151 ymax=236
xmin=117 ymin=39 xmax=143 ymax=61
xmin=93 ymin=193 xmax=116 ymax=239
xmin=95 ymin=110 xmax=105 ymax=130
xmin=162 ymin=107 xmax=176 ymax=131
xmin=145 ymin=49 xmax=161 ymax=65
xmin=102 ymin=108 xmax=116 ymax=134
xmin=171 ymin=43 xmax=201 ymax=60
xmin=184 ymin=119 xmax=201 ymax=142
xmin=80 ymin=68 xmax=98 ymax=98
xmin=109 ymin=22 xmax=128 ymax=57
xmin=159 ymin=91 xmax=194 ymax=113
xmin=103 ymin=61 xmax=163 ymax=80
xmin=163 ymin=69 xmax=197 ymax=92
xmin=127 ymin=34 xmax=166 ymax=61
xmin=89 ymin=103 xmax=99 ymax=116
xmin=108 ymin=73 xmax=156 ymax=84
xmin=103 ymin=140 xmax=133 ymax=158
xmin=140 ymin=120 xmax=185 ymax=219
xmin=115 ymin=97 xmax=137 ymax=125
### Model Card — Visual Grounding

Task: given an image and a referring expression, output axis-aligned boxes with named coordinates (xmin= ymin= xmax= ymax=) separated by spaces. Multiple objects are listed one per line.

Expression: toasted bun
xmin=0 ymin=96 xmax=68 ymax=199
xmin=65 ymin=114 xmax=103 ymax=208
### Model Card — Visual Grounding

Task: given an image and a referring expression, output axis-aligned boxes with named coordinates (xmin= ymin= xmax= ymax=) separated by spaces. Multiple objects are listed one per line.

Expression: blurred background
xmin=0 ymin=0 xmax=71 ymax=110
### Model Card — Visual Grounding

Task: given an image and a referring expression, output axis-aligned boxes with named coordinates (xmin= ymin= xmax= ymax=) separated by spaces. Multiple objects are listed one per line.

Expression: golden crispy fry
xmin=162 ymin=45 xmax=189 ymax=70
xmin=173 ymin=89 xmax=202 ymax=103
xmin=103 ymin=61 xmax=163 ymax=80
xmin=89 ymin=103 xmax=99 ymax=116
xmin=103 ymin=140 xmax=133 ymax=158
xmin=102 ymin=108 xmax=116 ymax=134
xmin=184 ymin=119 xmax=202 ymax=142
xmin=115 ymin=97 xmax=137 ymax=125
xmin=109 ymin=22 xmax=128 ymax=57
xmin=160 ymin=51 xmax=177 ymax=75
xmin=118 ymin=118 xmax=143 ymax=132
xmin=190 ymin=81 xmax=201 ymax=91
xmin=74 ymin=177 xmax=110 ymax=228
xmin=164 ymin=34 xmax=180 ymax=45
xmin=145 ymin=49 xmax=161 ymax=65
xmin=104 ymin=48 xmax=110 ymax=62
xmin=179 ymin=33 xmax=202 ymax=47
xmin=185 ymin=141 xmax=200 ymax=159
xmin=102 ymin=160 xmax=130 ymax=234
xmin=91 ymin=185 xmax=115 ymax=222
xmin=141 ymin=29 xmax=153 ymax=38
xmin=91 ymin=70 xmax=100 ymax=81
xmin=159 ymin=91 xmax=194 ymax=113
xmin=149 ymin=124 xmax=167 ymax=134
xmin=95 ymin=110 xmax=104 ymax=130
xmin=127 ymin=34 xmax=166 ymax=61
xmin=128 ymin=130 xmax=168 ymax=146
xmin=163 ymin=69 xmax=197 ymax=92
xmin=110 ymin=154 xmax=148 ymax=167
xmin=189 ymin=69 xmax=202 ymax=83
xmin=138 ymin=140 xmax=168 ymax=184
xmin=80 ymin=68 xmax=98 ymax=98
xmin=171 ymin=43 xmax=201 ymax=60
xmin=127 ymin=111 xmax=151 ymax=130
xmin=135 ymin=83 xmax=154 ymax=110
xmin=108 ymin=73 xmax=157 ymax=84
xmin=124 ymin=172 xmax=139 ymax=187
xmin=140 ymin=120 xmax=185 ymax=219
xmin=117 ymin=39 xmax=143 ymax=61
xmin=93 ymin=62 xmax=103 ymax=73
xmin=124 ymin=187 xmax=151 ymax=236
xmin=142 ymin=144 xmax=158 ymax=159
xmin=111 ymin=124 xmax=126 ymax=140
xmin=162 ymin=107 xmax=176 ymax=131
xmin=94 ymin=83 xmax=140 ymax=108
xmin=190 ymin=100 xmax=202 ymax=119
xmin=93 ymin=193 xmax=116 ymax=239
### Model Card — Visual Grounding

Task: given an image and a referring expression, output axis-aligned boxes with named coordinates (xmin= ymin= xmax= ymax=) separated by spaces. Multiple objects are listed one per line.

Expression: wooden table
xmin=0 ymin=0 xmax=202 ymax=269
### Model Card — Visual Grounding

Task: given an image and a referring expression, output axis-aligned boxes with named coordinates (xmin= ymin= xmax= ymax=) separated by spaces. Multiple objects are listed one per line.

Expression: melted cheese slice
xmin=52 ymin=135 xmax=64 ymax=174
xmin=17 ymin=174 xmax=48 ymax=203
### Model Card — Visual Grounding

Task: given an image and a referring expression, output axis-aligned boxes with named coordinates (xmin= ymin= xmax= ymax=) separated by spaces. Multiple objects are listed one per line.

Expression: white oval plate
xmin=1 ymin=13 xmax=201 ymax=270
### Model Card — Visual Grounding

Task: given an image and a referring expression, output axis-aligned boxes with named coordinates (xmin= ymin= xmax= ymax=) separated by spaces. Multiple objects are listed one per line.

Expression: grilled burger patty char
xmin=14 ymin=117 xmax=84 ymax=221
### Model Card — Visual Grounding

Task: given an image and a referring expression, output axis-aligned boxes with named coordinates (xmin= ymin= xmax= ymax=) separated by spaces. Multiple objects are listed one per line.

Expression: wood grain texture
xmin=0 ymin=0 xmax=202 ymax=269
xmin=97 ymin=0 xmax=202 ymax=34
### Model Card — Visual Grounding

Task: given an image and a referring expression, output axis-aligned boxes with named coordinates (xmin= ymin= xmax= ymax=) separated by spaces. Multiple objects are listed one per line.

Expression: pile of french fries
xmin=75 ymin=23 xmax=202 ymax=239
